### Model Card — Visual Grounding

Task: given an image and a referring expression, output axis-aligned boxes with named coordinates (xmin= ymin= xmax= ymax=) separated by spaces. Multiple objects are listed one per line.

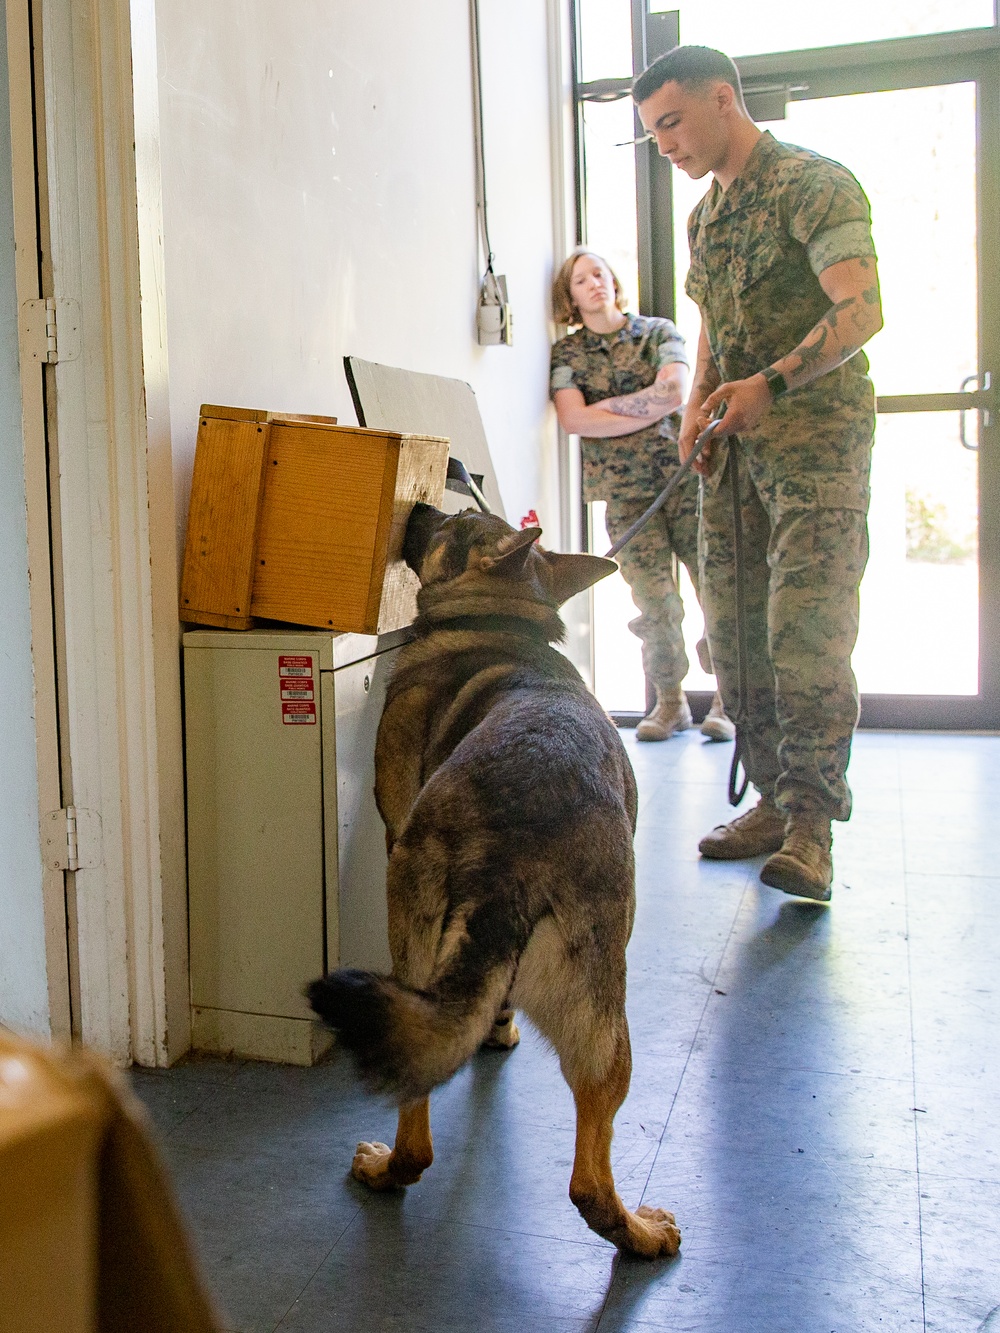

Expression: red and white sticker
xmin=278 ymin=654 xmax=314 ymax=677
xmin=282 ymin=700 xmax=317 ymax=725
xmin=280 ymin=678 xmax=314 ymax=700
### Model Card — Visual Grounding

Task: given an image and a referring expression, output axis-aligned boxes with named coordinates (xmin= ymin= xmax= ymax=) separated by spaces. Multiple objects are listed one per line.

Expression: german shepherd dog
xmin=307 ymin=503 xmax=681 ymax=1258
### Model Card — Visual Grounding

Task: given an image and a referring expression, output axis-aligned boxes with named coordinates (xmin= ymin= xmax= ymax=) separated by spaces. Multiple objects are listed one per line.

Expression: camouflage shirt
xmin=686 ymin=131 xmax=877 ymax=400
xmin=550 ymin=313 xmax=689 ymax=501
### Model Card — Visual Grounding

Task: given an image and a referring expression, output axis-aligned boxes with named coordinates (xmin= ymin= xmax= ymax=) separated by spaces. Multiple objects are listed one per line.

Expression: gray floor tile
xmin=641 ymin=1150 xmax=923 ymax=1291
xmin=924 ymin=1296 xmax=1000 ymax=1332
xmin=158 ymin=1143 xmax=360 ymax=1333
xmin=600 ymin=1256 xmax=924 ymax=1331
xmin=919 ymin=1176 xmax=1000 ymax=1311
xmin=662 ymin=1061 xmax=918 ymax=1172
xmin=913 ymin=1082 xmax=1000 ymax=1183
xmin=276 ymin=1213 xmax=615 ymax=1332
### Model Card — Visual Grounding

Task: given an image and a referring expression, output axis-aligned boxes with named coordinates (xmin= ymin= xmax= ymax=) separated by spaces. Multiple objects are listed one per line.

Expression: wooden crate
xmin=180 ymin=404 xmax=448 ymax=633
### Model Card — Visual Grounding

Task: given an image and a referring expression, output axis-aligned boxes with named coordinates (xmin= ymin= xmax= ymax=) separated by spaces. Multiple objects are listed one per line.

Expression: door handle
xmin=959 ymin=373 xmax=984 ymax=450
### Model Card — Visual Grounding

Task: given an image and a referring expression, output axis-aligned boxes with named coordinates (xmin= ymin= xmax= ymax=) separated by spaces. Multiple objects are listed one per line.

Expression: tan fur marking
xmin=511 ymin=917 xmax=618 ymax=1086
xmin=568 ymin=1042 xmax=681 ymax=1258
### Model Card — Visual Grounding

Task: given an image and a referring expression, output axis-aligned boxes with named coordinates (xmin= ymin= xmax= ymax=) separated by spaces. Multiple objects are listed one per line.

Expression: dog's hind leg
xmin=352 ymin=1098 xmax=434 ymax=1192
xmin=514 ymin=918 xmax=681 ymax=1257
xmin=567 ymin=1025 xmax=680 ymax=1259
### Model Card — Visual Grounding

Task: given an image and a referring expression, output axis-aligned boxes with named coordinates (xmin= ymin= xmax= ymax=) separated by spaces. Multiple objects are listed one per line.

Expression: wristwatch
xmin=760 ymin=366 xmax=788 ymax=400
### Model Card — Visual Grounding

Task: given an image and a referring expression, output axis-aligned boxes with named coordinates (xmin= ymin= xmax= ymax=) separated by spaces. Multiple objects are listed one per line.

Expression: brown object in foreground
xmin=0 ymin=1026 xmax=220 ymax=1333
xmin=180 ymin=404 xmax=449 ymax=633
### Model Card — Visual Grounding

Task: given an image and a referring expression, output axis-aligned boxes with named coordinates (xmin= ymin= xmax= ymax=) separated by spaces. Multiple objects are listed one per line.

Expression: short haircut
xmin=551 ymin=248 xmax=626 ymax=326
xmin=632 ymin=45 xmax=745 ymax=108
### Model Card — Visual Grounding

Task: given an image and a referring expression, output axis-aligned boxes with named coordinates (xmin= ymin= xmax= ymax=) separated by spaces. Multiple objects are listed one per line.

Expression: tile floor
xmin=132 ymin=729 xmax=1000 ymax=1332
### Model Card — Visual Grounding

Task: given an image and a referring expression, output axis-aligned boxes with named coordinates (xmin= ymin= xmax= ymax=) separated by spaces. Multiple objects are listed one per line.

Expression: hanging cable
xmin=470 ymin=0 xmax=512 ymax=344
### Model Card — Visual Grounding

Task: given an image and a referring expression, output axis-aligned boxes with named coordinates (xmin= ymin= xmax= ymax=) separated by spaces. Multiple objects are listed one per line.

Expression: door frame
xmin=30 ymin=0 xmax=189 ymax=1065
xmin=573 ymin=12 xmax=1000 ymax=729
xmin=4 ymin=0 xmax=70 ymax=1039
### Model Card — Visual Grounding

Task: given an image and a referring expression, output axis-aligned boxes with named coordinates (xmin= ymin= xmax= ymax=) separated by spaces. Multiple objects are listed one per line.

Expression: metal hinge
xmin=19 ymin=297 xmax=81 ymax=365
xmin=42 ymin=806 xmax=102 ymax=872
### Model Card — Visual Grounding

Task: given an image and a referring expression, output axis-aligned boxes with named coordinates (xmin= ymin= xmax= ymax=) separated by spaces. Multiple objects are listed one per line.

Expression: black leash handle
xmin=726 ymin=441 xmax=750 ymax=807
xmin=603 ymin=415 xmax=726 ymax=559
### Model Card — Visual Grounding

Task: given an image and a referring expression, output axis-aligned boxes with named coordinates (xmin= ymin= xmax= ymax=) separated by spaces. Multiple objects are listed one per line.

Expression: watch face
xmin=763 ymin=368 xmax=786 ymax=399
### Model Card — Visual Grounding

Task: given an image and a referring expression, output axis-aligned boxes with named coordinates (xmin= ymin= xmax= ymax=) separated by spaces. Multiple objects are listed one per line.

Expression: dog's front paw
xmin=626 ymin=1205 xmax=681 ymax=1258
xmin=351 ymin=1141 xmax=400 ymax=1192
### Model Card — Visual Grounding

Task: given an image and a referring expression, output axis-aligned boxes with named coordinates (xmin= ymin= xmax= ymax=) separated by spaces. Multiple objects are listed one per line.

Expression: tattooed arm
xmin=700 ymin=256 xmax=883 ymax=438
xmin=554 ymin=363 xmax=687 ymax=438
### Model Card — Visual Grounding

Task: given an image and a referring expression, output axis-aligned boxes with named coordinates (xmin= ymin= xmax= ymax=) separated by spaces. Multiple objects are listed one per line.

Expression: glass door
xmin=573 ymin=7 xmax=1000 ymax=727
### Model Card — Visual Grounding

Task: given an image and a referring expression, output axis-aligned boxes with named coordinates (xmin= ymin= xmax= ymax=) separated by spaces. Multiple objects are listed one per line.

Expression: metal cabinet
xmin=182 ymin=628 xmax=402 ymax=1064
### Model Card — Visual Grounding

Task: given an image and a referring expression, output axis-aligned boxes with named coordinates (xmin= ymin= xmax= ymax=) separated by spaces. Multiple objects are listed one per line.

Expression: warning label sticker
xmin=280 ymin=678 xmax=314 ymax=700
xmin=282 ymin=701 xmax=317 ymax=725
xmin=278 ymin=655 xmax=314 ymax=677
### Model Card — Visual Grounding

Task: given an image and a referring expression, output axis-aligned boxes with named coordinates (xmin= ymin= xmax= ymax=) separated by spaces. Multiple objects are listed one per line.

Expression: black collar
xmin=419 ymin=613 xmax=555 ymax=644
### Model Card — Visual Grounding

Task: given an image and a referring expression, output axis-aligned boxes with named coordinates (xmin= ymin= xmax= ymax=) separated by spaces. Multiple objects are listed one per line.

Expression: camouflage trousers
xmin=604 ymin=470 xmax=702 ymax=693
xmin=699 ymin=433 xmax=870 ymax=822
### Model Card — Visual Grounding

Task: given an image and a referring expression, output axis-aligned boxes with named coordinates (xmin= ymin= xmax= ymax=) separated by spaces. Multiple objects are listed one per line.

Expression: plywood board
xmin=180 ymin=414 xmax=270 ymax=629
xmin=375 ymin=433 xmax=450 ymax=632
xmin=344 ymin=356 xmax=506 ymax=518
xmin=252 ymin=422 xmax=393 ymax=630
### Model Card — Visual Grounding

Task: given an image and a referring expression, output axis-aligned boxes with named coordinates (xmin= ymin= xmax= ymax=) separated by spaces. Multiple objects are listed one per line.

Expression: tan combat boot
xmin=635 ymin=686 xmax=692 ymax=741
xmin=760 ymin=813 xmax=833 ymax=902
xmin=700 ymin=692 xmax=735 ymax=743
xmin=698 ymin=797 xmax=786 ymax=860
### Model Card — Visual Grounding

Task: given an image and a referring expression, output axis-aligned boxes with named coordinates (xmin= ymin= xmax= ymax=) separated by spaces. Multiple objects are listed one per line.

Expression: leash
xmin=725 ymin=441 xmax=750 ymax=807
xmin=603 ymin=414 xmax=725 ymax=559
xmin=599 ymin=413 xmax=751 ymax=806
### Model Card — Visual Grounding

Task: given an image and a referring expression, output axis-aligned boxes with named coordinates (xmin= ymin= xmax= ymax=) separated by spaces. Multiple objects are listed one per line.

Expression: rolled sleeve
xmin=805 ymin=219 xmax=877 ymax=277
xmin=550 ymin=363 xmax=576 ymax=395
xmin=787 ymin=169 xmax=877 ymax=277
xmin=656 ymin=331 xmax=689 ymax=369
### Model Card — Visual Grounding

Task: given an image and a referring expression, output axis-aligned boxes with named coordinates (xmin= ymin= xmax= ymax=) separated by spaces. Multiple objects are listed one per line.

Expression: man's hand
xmin=701 ymin=373 xmax=774 ymax=439
xmin=680 ymin=410 xmax=731 ymax=476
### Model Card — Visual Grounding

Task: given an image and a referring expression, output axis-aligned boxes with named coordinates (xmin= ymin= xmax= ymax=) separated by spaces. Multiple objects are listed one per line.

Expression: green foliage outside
xmin=905 ymin=490 xmax=976 ymax=563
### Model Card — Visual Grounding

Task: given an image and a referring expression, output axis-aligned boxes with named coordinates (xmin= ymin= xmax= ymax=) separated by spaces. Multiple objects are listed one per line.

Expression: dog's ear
xmin=403 ymin=502 xmax=448 ymax=574
xmin=542 ymin=551 xmax=618 ymax=604
xmin=478 ymin=526 xmax=541 ymax=575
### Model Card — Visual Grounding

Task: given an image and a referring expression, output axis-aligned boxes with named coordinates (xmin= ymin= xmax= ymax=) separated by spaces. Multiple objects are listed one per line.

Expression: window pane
xmin=774 ymin=85 xmax=978 ymax=399
xmin=856 ymin=413 xmax=978 ymax=696
xmin=650 ymin=0 xmax=994 ymax=57
xmin=577 ymin=0 xmax=632 ymax=83
xmin=673 ymin=85 xmax=979 ymax=398
xmin=581 ymin=98 xmax=639 ymax=307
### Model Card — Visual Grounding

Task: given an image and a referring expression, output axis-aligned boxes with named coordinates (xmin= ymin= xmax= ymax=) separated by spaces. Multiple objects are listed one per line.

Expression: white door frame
xmin=35 ymin=0 xmax=188 ymax=1066
xmin=6 ymin=0 xmax=70 ymax=1040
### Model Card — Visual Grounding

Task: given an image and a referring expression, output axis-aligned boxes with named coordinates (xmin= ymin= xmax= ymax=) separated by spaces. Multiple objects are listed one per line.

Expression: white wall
xmin=0 ymin=8 xmax=49 ymax=1037
xmin=156 ymin=0 xmax=563 ymax=542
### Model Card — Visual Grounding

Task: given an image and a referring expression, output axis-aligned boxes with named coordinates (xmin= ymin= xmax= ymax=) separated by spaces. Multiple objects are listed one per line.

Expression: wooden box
xmin=180 ymin=404 xmax=449 ymax=633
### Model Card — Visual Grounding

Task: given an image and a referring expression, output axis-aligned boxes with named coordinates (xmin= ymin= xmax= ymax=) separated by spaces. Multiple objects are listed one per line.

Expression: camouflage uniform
xmin=550 ymin=314 xmax=700 ymax=691
xmin=685 ymin=131 xmax=877 ymax=821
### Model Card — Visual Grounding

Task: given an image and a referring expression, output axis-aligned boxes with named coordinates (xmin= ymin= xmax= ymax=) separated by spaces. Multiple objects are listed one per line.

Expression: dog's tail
xmin=306 ymin=961 xmax=514 ymax=1104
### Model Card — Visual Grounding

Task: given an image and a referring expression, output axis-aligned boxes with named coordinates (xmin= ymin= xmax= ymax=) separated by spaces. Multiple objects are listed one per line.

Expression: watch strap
xmin=760 ymin=366 xmax=788 ymax=399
